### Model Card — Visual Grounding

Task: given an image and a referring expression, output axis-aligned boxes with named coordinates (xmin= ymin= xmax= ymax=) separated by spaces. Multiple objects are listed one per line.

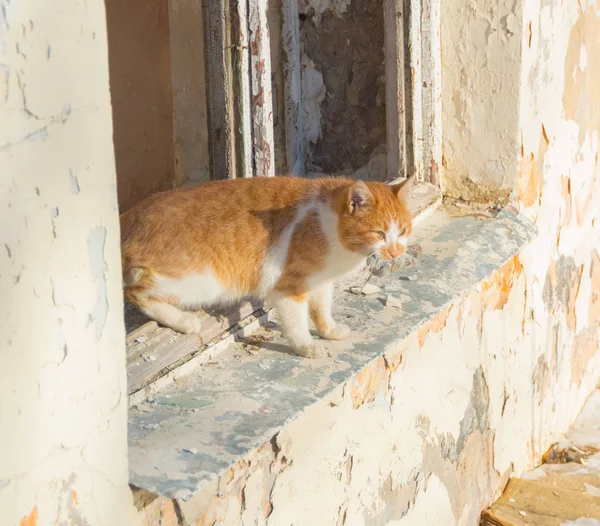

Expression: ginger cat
xmin=120 ymin=176 xmax=414 ymax=358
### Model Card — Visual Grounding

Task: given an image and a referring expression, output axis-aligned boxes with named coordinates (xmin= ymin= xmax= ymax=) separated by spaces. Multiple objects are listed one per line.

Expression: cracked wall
xmin=133 ymin=0 xmax=600 ymax=523
xmin=440 ymin=0 xmax=523 ymax=203
xmin=298 ymin=0 xmax=388 ymax=179
xmin=0 ymin=0 xmax=134 ymax=524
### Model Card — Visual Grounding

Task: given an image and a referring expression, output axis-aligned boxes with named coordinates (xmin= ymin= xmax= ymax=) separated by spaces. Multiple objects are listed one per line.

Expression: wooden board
xmin=384 ymin=0 xmax=406 ymax=181
xmin=126 ymin=300 xmax=263 ymax=395
xmin=203 ymin=0 xmax=236 ymax=180
xmin=481 ymin=476 xmax=600 ymax=526
xmin=230 ymin=0 xmax=254 ymax=179
xmin=248 ymin=0 xmax=275 ymax=177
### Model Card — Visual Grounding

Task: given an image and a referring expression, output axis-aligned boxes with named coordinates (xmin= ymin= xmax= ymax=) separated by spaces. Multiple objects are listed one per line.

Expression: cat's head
xmin=337 ymin=176 xmax=415 ymax=259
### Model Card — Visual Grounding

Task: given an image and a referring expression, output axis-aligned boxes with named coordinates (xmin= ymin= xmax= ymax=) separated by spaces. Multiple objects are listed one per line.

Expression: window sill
xmin=127 ymin=198 xmax=536 ymax=502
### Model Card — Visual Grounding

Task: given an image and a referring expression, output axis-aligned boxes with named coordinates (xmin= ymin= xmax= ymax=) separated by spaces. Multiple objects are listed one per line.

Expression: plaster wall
xmin=440 ymin=0 xmax=522 ymax=202
xmin=137 ymin=0 xmax=600 ymax=523
xmin=168 ymin=0 xmax=211 ymax=186
xmin=0 ymin=0 xmax=133 ymax=524
xmin=105 ymin=0 xmax=176 ymax=211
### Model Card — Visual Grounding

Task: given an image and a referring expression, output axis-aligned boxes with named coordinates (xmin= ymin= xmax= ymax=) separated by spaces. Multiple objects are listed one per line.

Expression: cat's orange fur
xmin=121 ymin=176 xmax=414 ymax=358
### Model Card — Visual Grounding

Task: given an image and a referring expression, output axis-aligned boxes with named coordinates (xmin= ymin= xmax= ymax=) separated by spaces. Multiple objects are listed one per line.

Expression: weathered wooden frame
xmin=409 ymin=0 xmax=442 ymax=184
xmin=203 ymin=0 xmax=441 ymax=183
xmin=383 ymin=0 xmax=442 ymax=183
xmin=204 ymin=0 xmax=276 ymax=179
xmin=203 ymin=0 xmax=236 ymax=180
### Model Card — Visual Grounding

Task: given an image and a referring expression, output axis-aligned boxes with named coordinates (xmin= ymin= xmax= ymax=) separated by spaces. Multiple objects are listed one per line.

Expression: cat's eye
xmin=375 ymin=231 xmax=386 ymax=239
xmin=398 ymin=227 xmax=407 ymax=236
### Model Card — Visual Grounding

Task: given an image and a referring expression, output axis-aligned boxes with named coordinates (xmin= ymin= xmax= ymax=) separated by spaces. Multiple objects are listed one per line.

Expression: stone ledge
xmin=128 ymin=201 xmax=536 ymax=502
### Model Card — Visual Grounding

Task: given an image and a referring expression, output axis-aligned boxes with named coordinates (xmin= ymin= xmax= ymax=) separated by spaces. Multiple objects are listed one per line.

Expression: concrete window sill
xmin=127 ymin=199 xmax=536 ymax=504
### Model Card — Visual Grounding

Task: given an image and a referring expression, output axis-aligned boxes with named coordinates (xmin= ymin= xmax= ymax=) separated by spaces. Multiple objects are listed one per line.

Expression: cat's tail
xmin=122 ymin=266 xmax=155 ymax=309
xmin=123 ymin=266 xmax=149 ymax=287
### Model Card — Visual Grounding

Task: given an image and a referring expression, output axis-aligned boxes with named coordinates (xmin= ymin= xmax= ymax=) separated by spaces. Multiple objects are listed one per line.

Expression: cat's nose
xmin=388 ymin=244 xmax=404 ymax=258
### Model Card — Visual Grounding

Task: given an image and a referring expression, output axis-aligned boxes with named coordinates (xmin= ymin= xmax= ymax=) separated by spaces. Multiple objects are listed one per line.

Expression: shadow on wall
xmin=104 ymin=0 xmax=176 ymax=212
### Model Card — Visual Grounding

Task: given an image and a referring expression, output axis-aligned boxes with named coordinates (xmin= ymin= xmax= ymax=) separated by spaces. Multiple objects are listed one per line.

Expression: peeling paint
xmin=87 ymin=227 xmax=108 ymax=341
xmin=590 ymin=251 xmax=600 ymax=324
xmin=69 ymin=169 xmax=80 ymax=195
xmin=518 ymin=125 xmax=548 ymax=209
xmin=481 ymin=256 xmax=523 ymax=311
xmin=543 ymin=256 xmax=584 ymax=331
xmin=571 ymin=326 xmax=599 ymax=386
xmin=440 ymin=0 xmax=521 ymax=202
xmin=350 ymin=356 xmax=389 ymax=409
xmin=416 ymin=306 xmax=450 ymax=347
xmin=19 ymin=506 xmax=37 ymax=526
xmin=564 ymin=8 xmax=600 ymax=147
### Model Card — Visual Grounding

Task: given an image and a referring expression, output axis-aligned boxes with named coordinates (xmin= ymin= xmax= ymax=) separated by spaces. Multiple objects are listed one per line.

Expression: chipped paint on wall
xmin=589 ymin=251 xmax=600 ymax=324
xmin=416 ymin=306 xmax=450 ymax=347
xmin=299 ymin=53 xmax=326 ymax=150
xmin=440 ymin=0 xmax=522 ymax=202
xmin=19 ymin=506 xmax=37 ymax=526
xmin=481 ymin=256 xmax=523 ymax=311
xmin=564 ymin=8 xmax=600 ymax=148
xmin=518 ymin=126 xmax=549 ymax=211
xmin=88 ymin=226 xmax=109 ymax=342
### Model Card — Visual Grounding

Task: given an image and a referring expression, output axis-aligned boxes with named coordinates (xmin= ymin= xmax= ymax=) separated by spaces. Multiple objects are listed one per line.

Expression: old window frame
xmin=202 ymin=0 xmax=441 ymax=183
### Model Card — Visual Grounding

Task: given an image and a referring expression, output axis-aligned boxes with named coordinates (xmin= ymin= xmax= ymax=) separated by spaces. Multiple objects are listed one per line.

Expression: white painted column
xmin=0 ymin=0 xmax=132 ymax=524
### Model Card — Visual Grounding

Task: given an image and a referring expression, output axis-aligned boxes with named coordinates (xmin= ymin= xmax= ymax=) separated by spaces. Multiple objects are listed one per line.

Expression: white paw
xmin=294 ymin=342 xmax=325 ymax=359
xmin=321 ymin=324 xmax=351 ymax=341
xmin=175 ymin=313 xmax=202 ymax=334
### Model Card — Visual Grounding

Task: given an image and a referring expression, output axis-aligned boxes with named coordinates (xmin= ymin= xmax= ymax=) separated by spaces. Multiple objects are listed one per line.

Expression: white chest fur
xmin=307 ymin=205 xmax=366 ymax=288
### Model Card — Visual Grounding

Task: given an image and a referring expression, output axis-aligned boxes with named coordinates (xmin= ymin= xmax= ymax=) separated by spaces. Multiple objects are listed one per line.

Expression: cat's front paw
xmin=321 ymin=323 xmax=351 ymax=340
xmin=320 ymin=324 xmax=351 ymax=341
xmin=294 ymin=342 xmax=325 ymax=359
xmin=174 ymin=312 xmax=203 ymax=334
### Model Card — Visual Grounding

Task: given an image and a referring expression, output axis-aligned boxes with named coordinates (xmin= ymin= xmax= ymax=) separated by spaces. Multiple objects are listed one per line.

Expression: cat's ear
xmin=348 ymin=180 xmax=373 ymax=214
xmin=391 ymin=174 xmax=416 ymax=200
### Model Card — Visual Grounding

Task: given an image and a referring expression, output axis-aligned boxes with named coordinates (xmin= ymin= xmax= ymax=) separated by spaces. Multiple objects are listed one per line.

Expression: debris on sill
xmin=350 ymin=283 xmax=382 ymax=296
xmin=385 ymin=295 xmax=403 ymax=308
xmin=365 ymin=244 xmax=421 ymax=278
